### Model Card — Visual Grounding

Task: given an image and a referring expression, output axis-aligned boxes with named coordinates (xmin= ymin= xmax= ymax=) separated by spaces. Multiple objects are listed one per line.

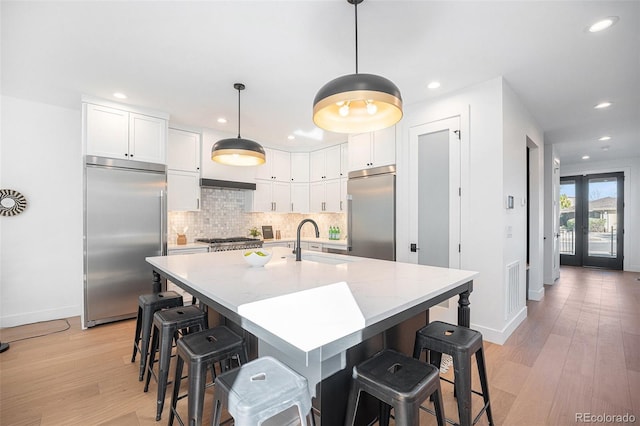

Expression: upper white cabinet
xmin=167 ymin=128 xmax=201 ymax=211
xmin=246 ymin=181 xmax=290 ymax=213
xmin=310 ymin=179 xmax=342 ymax=213
xmin=348 ymin=126 xmax=395 ymax=171
xmin=255 ymin=148 xmax=291 ymax=182
xmin=168 ymin=128 xmax=201 ymax=173
xmin=291 ymin=183 xmax=310 ymax=213
xmin=310 ymin=144 xmax=343 ymax=181
xmin=290 ymin=152 xmax=310 ymax=183
xmin=168 ymin=170 xmax=201 ymax=211
xmin=341 ymin=143 xmax=349 ymax=177
xmin=84 ymin=102 xmax=167 ymax=164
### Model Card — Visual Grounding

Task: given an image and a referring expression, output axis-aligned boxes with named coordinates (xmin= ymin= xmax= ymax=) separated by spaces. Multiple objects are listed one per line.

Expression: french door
xmin=559 ymin=172 xmax=624 ymax=269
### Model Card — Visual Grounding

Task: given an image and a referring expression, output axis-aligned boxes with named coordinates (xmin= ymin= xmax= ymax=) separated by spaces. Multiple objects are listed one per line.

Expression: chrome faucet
xmin=295 ymin=219 xmax=320 ymax=261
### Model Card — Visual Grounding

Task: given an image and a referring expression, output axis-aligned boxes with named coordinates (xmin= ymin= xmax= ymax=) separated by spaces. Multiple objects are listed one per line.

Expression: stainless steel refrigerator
xmin=347 ymin=165 xmax=396 ymax=261
xmin=84 ymin=156 xmax=166 ymax=328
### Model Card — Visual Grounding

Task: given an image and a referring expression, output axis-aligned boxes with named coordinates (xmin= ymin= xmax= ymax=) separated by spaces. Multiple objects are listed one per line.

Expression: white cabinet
xmin=348 ymin=126 xmax=395 ymax=171
xmin=310 ymin=145 xmax=343 ymax=181
xmin=168 ymin=171 xmax=201 ymax=211
xmin=341 ymin=177 xmax=348 ymax=213
xmin=247 ymin=181 xmax=290 ymax=213
xmin=85 ymin=103 xmax=167 ymax=164
xmin=263 ymin=241 xmax=294 ymax=249
xmin=341 ymin=143 xmax=349 ymax=177
xmin=168 ymin=128 xmax=201 ymax=173
xmin=167 ymin=128 xmax=201 ymax=212
xmin=290 ymin=152 xmax=310 ymax=182
xmin=310 ymin=179 xmax=342 ymax=213
xmin=255 ymin=148 xmax=290 ymax=182
xmin=307 ymin=242 xmax=323 ymax=252
xmin=290 ymin=183 xmax=309 ymax=213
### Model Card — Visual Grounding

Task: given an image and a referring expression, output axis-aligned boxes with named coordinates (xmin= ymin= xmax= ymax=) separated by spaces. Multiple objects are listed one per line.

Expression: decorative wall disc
xmin=0 ymin=189 xmax=28 ymax=216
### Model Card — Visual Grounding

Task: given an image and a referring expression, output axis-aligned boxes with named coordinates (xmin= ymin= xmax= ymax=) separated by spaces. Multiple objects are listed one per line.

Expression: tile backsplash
xmin=169 ymin=187 xmax=347 ymax=243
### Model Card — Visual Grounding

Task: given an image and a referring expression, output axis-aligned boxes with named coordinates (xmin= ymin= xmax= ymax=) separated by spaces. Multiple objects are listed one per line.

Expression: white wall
xmin=559 ymin=157 xmax=640 ymax=272
xmin=397 ymin=77 xmax=544 ymax=344
xmin=1 ymin=96 xmax=83 ymax=327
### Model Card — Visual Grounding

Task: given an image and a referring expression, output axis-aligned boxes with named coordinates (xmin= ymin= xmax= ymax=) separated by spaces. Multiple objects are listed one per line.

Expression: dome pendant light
xmin=211 ymin=83 xmax=266 ymax=166
xmin=313 ymin=0 xmax=402 ymax=134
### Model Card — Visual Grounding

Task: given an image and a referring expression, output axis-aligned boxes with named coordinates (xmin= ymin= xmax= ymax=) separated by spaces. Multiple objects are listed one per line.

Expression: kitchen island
xmin=146 ymin=247 xmax=478 ymax=425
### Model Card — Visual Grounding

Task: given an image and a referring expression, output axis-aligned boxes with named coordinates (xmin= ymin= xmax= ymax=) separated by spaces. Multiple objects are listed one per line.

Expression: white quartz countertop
xmin=146 ymin=247 xmax=477 ymax=353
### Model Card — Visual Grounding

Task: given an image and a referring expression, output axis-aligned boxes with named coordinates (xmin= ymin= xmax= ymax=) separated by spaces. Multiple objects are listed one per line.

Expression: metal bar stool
xmin=143 ymin=305 xmax=208 ymax=421
xmin=168 ymin=326 xmax=248 ymax=426
xmin=212 ymin=356 xmax=315 ymax=426
xmin=413 ymin=321 xmax=494 ymax=426
xmin=131 ymin=291 xmax=183 ymax=381
xmin=344 ymin=349 xmax=445 ymax=426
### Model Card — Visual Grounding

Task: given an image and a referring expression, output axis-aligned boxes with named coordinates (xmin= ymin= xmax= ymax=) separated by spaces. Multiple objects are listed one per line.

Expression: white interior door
xmin=552 ymin=158 xmax=560 ymax=280
xmin=409 ymin=117 xmax=461 ymax=269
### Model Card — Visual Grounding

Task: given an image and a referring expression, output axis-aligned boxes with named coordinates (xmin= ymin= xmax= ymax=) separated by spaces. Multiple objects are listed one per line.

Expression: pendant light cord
xmin=237 ymin=87 xmax=241 ymax=138
xmin=354 ymin=0 xmax=359 ymax=74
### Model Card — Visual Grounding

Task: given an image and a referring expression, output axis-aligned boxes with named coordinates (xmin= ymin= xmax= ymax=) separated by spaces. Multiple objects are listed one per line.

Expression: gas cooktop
xmin=195 ymin=237 xmax=259 ymax=244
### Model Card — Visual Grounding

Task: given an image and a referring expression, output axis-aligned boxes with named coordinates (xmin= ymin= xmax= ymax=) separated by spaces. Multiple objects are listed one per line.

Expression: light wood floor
xmin=1 ymin=266 xmax=639 ymax=425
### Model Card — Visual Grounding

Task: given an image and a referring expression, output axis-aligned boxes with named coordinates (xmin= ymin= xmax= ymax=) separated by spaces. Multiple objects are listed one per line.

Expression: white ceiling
xmin=2 ymin=1 xmax=639 ymax=165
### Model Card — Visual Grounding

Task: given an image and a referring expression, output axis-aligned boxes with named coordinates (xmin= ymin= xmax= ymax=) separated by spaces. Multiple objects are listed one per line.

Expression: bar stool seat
xmin=131 ymin=291 xmax=183 ymax=381
xmin=168 ymin=326 xmax=248 ymax=426
xmin=413 ymin=321 xmax=493 ymax=426
xmin=143 ymin=305 xmax=208 ymax=421
xmin=344 ymin=349 xmax=445 ymax=426
xmin=212 ymin=356 xmax=315 ymax=426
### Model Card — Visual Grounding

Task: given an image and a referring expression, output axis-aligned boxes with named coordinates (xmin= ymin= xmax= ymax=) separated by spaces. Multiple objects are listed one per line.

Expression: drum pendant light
xmin=211 ymin=83 xmax=266 ymax=166
xmin=313 ymin=0 xmax=402 ymax=134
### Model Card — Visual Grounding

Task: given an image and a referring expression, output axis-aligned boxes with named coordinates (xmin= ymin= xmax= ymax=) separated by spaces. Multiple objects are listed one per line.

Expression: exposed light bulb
xmin=366 ymin=100 xmax=378 ymax=115
xmin=339 ymin=103 xmax=350 ymax=117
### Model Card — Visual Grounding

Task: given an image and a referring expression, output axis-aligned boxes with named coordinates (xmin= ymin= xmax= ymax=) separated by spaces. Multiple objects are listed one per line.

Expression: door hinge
xmin=454 ymin=129 xmax=461 ymax=140
xmin=458 ymin=244 xmax=461 ymax=253
xmin=458 ymin=187 xmax=461 ymax=196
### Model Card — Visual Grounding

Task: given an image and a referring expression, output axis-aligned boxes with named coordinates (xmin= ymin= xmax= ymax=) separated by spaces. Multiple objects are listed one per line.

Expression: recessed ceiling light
xmin=598 ymin=136 xmax=611 ymax=141
xmin=582 ymin=155 xmax=590 ymax=160
xmin=217 ymin=118 xmax=227 ymax=124
xmin=287 ymin=135 xmax=295 ymax=140
xmin=594 ymin=101 xmax=612 ymax=109
xmin=602 ymin=146 xmax=610 ymax=151
xmin=588 ymin=16 xmax=619 ymax=33
xmin=427 ymin=81 xmax=441 ymax=89
xmin=113 ymin=92 xmax=127 ymax=99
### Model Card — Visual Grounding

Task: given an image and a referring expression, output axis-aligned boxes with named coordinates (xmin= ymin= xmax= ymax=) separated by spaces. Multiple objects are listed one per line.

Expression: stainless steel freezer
xmin=347 ymin=165 xmax=396 ymax=261
xmin=84 ymin=156 xmax=166 ymax=328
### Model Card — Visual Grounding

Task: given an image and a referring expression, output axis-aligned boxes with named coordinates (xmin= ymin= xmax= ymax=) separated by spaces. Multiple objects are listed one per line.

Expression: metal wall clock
xmin=0 ymin=189 xmax=28 ymax=216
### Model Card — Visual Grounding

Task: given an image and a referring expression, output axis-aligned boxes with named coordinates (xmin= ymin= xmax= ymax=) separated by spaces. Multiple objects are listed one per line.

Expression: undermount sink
xmin=299 ymin=254 xmax=355 ymax=265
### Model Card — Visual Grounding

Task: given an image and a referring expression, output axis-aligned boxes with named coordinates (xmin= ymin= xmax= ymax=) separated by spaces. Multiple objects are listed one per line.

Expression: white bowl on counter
xmin=243 ymin=250 xmax=272 ymax=267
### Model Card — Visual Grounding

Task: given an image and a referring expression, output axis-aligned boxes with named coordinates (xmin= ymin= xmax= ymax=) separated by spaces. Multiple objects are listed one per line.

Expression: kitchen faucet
xmin=295 ymin=219 xmax=320 ymax=261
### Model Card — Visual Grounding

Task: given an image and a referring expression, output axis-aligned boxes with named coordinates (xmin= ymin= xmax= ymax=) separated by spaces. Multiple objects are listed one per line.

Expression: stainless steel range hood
xmin=200 ymin=178 xmax=256 ymax=190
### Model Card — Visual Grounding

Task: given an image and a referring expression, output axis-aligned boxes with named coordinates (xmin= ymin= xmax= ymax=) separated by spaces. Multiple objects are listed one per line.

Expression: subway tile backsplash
xmin=168 ymin=187 xmax=347 ymax=243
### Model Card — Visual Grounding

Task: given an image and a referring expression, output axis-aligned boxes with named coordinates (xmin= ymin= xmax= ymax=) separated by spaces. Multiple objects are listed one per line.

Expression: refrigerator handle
xmin=347 ymin=194 xmax=353 ymax=251
xmin=160 ymin=190 xmax=167 ymax=255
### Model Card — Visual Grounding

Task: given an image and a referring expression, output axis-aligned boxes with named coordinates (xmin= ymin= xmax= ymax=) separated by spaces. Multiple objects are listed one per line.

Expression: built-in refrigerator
xmin=84 ymin=156 xmax=166 ymax=328
xmin=347 ymin=165 xmax=396 ymax=261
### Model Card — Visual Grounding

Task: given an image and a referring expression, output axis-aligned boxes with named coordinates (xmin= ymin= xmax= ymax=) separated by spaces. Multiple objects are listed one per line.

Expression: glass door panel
xmin=559 ymin=179 xmax=581 ymax=265
xmin=584 ymin=174 xmax=623 ymax=269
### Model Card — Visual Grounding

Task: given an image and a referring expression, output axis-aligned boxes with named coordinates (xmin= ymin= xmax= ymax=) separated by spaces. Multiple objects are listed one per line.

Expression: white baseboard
xmin=626 ymin=264 xmax=640 ymax=273
xmin=528 ymin=285 xmax=545 ymax=301
xmin=472 ymin=306 xmax=527 ymax=345
xmin=0 ymin=305 xmax=80 ymax=328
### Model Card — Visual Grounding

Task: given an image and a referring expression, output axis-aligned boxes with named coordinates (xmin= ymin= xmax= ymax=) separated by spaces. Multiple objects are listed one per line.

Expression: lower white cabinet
xmin=168 ymin=170 xmax=201 ymax=211
xmin=263 ymin=241 xmax=294 ymax=249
